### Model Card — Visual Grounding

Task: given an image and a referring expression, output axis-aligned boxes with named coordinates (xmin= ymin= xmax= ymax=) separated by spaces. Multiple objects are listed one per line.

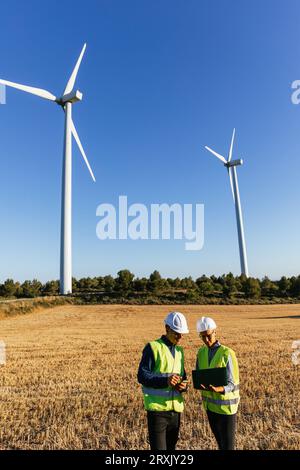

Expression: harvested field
xmin=0 ymin=304 xmax=299 ymax=449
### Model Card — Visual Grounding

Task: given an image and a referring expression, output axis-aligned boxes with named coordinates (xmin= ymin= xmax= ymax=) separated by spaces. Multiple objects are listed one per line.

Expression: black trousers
xmin=147 ymin=411 xmax=181 ymax=450
xmin=207 ymin=409 xmax=237 ymax=450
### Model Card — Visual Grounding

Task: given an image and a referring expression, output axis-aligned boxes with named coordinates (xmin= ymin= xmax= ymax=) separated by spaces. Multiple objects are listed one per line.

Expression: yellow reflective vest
xmin=197 ymin=344 xmax=240 ymax=415
xmin=142 ymin=338 xmax=185 ymax=413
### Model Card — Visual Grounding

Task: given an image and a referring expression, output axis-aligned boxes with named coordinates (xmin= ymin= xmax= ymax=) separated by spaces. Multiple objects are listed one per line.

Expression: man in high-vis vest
xmin=138 ymin=311 xmax=189 ymax=450
xmin=196 ymin=316 xmax=240 ymax=450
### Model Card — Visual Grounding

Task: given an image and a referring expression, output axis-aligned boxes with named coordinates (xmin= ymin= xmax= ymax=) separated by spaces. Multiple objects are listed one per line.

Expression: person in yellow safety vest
xmin=137 ymin=311 xmax=189 ymax=450
xmin=196 ymin=316 xmax=240 ymax=450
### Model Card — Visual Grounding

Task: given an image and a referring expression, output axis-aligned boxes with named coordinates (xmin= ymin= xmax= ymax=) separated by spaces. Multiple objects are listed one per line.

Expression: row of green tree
xmin=0 ymin=271 xmax=300 ymax=300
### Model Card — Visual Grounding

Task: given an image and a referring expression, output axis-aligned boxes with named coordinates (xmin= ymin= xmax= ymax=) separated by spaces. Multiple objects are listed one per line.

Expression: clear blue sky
xmin=1 ymin=0 xmax=300 ymax=283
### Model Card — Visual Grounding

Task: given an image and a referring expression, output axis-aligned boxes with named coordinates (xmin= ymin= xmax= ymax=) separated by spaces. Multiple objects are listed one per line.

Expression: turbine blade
xmin=0 ymin=79 xmax=56 ymax=101
xmin=63 ymin=44 xmax=87 ymax=96
xmin=205 ymin=146 xmax=227 ymax=164
xmin=227 ymin=167 xmax=235 ymax=202
xmin=71 ymin=119 xmax=96 ymax=182
xmin=228 ymin=128 xmax=235 ymax=162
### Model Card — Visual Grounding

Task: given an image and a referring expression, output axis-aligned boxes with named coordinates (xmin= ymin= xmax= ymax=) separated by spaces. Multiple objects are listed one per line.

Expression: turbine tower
xmin=205 ymin=129 xmax=249 ymax=277
xmin=0 ymin=44 xmax=96 ymax=295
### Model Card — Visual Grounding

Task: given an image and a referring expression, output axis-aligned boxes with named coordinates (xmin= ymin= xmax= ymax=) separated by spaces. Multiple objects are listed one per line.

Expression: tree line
xmin=0 ymin=271 xmax=300 ymax=303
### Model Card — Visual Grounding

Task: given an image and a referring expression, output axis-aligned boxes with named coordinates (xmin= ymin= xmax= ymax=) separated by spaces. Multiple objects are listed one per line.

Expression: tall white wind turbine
xmin=0 ymin=44 xmax=96 ymax=294
xmin=205 ymin=129 xmax=249 ymax=277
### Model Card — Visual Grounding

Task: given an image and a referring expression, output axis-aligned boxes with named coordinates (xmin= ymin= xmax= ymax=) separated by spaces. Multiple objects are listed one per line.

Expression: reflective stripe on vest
xmin=142 ymin=338 xmax=185 ymax=413
xmin=197 ymin=344 xmax=240 ymax=415
xmin=142 ymin=387 xmax=182 ymax=398
xmin=202 ymin=396 xmax=240 ymax=406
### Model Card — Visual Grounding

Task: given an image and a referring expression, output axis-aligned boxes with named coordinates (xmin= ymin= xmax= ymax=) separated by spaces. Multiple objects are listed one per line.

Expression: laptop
xmin=192 ymin=367 xmax=228 ymax=389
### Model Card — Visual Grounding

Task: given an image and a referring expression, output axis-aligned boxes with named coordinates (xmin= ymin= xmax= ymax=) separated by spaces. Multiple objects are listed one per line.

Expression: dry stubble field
xmin=0 ymin=304 xmax=299 ymax=450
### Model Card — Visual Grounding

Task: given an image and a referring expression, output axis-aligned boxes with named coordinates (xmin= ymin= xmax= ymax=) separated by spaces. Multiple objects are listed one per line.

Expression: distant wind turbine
xmin=0 ymin=43 xmax=96 ymax=295
xmin=205 ymin=129 xmax=249 ymax=277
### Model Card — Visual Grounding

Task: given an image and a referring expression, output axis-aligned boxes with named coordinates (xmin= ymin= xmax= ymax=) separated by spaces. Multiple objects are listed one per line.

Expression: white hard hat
xmin=164 ymin=311 xmax=189 ymax=334
xmin=196 ymin=316 xmax=217 ymax=333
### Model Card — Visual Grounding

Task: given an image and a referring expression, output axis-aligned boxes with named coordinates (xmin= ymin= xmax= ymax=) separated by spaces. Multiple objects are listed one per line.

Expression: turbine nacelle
xmin=225 ymin=158 xmax=243 ymax=168
xmin=57 ymin=90 xmax=83 ymax=105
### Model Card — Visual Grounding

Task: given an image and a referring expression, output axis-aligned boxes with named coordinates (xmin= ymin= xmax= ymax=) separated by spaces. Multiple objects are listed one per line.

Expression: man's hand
xmin=208 ymin=384 xmax=225 ymax=393
xmin=199 ymin=384 xmax=224 ymax=393
xmin=175 ymin=379 xmax=188 ymax=392
xmin=168 ymin=374 xmax=181 ymax=387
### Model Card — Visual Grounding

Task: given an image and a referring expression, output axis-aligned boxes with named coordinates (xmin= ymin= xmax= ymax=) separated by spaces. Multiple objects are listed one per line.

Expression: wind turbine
xmin=0 ymin=43 xmax=96 ymax=295
xmin=205 ymin=129 xmax=249 ymax=277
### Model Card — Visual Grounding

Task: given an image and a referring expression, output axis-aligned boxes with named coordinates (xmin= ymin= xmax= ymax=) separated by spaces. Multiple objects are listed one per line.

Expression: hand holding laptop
xmin=200 ymin=383 xmax=225 ymax=393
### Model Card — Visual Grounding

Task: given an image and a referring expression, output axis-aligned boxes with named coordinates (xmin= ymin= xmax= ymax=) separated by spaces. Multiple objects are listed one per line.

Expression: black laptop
xmin=192 ymin=367 xmax=228 ymax=389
